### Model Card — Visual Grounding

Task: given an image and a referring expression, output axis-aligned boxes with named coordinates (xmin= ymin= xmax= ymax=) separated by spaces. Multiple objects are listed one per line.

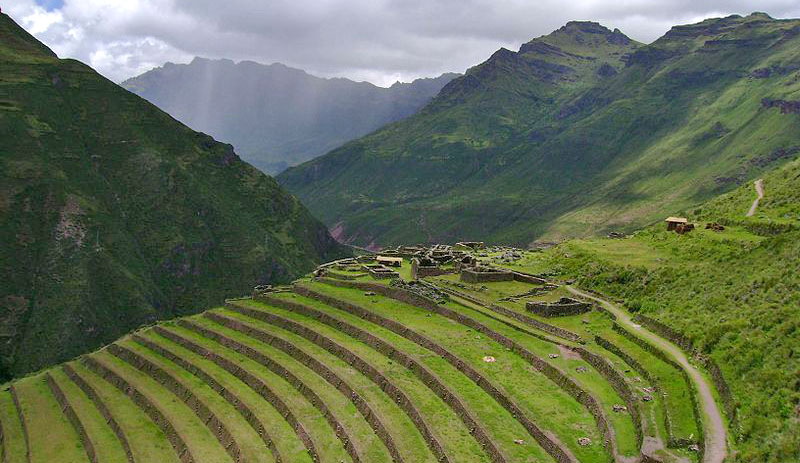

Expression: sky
xmin=6 ymin=0 xmax=800 ymax=86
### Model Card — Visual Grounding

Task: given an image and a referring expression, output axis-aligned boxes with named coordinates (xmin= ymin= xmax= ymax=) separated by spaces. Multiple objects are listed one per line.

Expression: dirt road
xmin=567 ymin=287 xmax=728 ymax=463
xmin=746 ymin=179 xmax=764 ymax=217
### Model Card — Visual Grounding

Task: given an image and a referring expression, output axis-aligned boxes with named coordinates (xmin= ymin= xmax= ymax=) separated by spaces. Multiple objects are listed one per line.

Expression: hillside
xmin=508 ymin=156 xmax=800 ymax=462
xmin=0 ymin=13 xmax=346 ymax=381
xmin=279 ymin=14 xmax=800 ymax=248
xmin=123 ymin=58 xmax=458 ymax=173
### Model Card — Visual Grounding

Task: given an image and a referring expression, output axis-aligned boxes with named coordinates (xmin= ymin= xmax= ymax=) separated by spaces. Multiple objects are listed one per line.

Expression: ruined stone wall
xmin=526 ymin=300 xmax=591 ymax=318
xmin=133 ymin=333 xmax=283 ymax=463
xmin=106 ymin=344 xmax=243 ymax=462
xmin=45 ymin=374 xmax=96 ymax=463
xmin=511 ymin=272 xmax=549 ymax=285
xmin=82 ymin=356 xmax=194 ymax=463
xmin=228 ymin=299 xmax=449 ymax=463
xmin=62 ymin=365 xmax=135 ymax=463
xmin=155 ymin=324 xmax=319 ymax=462
xmin=460 ymin=269 xmax=514 ymax=283
xmin=200 ymin=313 xmax=403 ymax=463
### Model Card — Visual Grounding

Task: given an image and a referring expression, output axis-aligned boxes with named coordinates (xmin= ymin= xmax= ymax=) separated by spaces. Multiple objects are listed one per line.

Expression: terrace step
xmin=0 ymin=389 xmax=28 ymax=463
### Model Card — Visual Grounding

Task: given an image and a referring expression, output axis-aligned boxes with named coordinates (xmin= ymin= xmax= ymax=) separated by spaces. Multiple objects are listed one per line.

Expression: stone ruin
xmin=526 ymin=297 xmax=591 ymax=318
xmin=705 ymin=222 xmax=725 ymax=232
xmin=362 ymin=263 xmax=400 ymax=279
xmin=460 ymin=266 xmax=515 ymax=283
xmin=411 ymin=256 xmax=452 ymax=279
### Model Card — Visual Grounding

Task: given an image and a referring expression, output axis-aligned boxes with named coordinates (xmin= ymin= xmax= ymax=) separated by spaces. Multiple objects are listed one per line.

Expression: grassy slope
xmin=514 ymin=157 xmax=800 ymax=462
xmin=0 ymin=12 xmax=347 ymax=381
xmin=280 ymin=13 xmax=800 ymax=248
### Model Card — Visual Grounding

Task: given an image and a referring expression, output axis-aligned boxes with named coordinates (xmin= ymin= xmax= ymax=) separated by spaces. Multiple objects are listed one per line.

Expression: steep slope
xmin=123 ymin=59 xmax=458 ymax=173
xmin=522 ymin=156 xmax=800 ymax=462
xmin=0 ymin=13 xmax=346 ymax=381
xmin=279 ymin=14 xmax=800 ymax=248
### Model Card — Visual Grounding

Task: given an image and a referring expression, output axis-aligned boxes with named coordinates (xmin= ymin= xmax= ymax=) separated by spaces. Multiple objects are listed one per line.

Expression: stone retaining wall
xmin=511 ymin=272 xmax=549 ymax=285
xmin=106 ymin=344 xmax=243 ymax=462
xmin=153 ymin=325 xmax=318 ymax=462
xmin=460 ymin=268 xmax=514 ymax=283
xmin=134 ymin=333 xmax=283 ymax=463
xmin=429 ymin=284 xmax=582 ymax=342
xmin=574 ymin=347 xmax=643 ymax=448
xmin=226 ymin=300 xmax=449 ymax=463
xmin=632 ymin=315 xmax=736 ymax=425
xmin=62 ymin=365 xmax=135 ymax=463
xmin=45 ymin=373 xmax=96 ymax=463
xmin=201 ymin=313 xmax=403 ymax=463
xmin=8 ymin=385 xmax=30 ymax=463
xmin=82 ymin=356 xmax=194 ymax=463
xmin=285 ymin=287 xmax=582 ymax=463
xmin=306 ymin=279 xmax=618 ymax=461
xmin=177 ymin=321 xmax=362 ymax=463
xmin=526 ymin=299 xmax=591 ymax=318
xmin=255 ymin=293 xmax=510 ymax=463
xmin=610 ymin=324 xmax=704 ymax=455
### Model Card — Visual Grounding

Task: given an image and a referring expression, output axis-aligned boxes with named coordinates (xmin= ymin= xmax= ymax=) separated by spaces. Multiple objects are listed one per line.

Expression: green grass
xmin=13 ymin=374 xmax=87 ymax=463
xmin=183 ymin=316 xmax=392 ymax=463
xmin=294 ymin=283 xmax=609 ymax=462
xmin=0 ymin=388 xmax=28 ymax=461
xmin=139 ymin=327 xmax=308 ymax=463
xmin=117 ymin=337 xmax=274 ymax=463
xmin=156 ymin=323 xmax=349 ymax=463
xmin=90 ymin=350 xmax=232 ymax=463
xmin=203 ymin=308 xmax=436 ymax=463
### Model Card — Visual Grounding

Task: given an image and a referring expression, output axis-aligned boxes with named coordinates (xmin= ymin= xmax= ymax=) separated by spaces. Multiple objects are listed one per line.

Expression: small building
xmin=376 ymin=256 xmax=403 ymax=267
xmin=664 ymin=217 xmax=688 ymax=231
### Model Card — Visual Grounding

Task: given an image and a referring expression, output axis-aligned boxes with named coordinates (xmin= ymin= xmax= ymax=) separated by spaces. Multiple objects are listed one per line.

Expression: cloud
xmin=6 ymin=0 xmax=800 ymax=86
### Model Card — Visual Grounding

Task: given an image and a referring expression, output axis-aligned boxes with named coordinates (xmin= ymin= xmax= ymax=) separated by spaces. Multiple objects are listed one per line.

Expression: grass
xmin=89 ymin=350 xmax=232 ymax=463
xmin=13 ymin=374 xmax=87 ymax=463
xmin=139 ymin=327 xmax=308 ymax=463
xmin=184 ymin=316 xmax=392 ymax=463
xmin=156 ymin=322 xmax=349 ymax=463
xmin=293 ymin=283 xmax=609 ymax=462
xmin=205 ymin=307 xmax=436 ymax=463
xmin=0 ymin=388 xmax=28 ymax=461
xmin=48 ymin=367 xmax=130 ymax=463
xmin=65 ymin=361 xmax=179 ymax=463
xmin=117 ymin=337 xmax=274 ymax=463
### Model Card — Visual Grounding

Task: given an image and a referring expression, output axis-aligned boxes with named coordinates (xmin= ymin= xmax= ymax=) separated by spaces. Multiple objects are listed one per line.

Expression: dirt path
xmin=566 ymin=287 xmax=728 ymax=463
xmin=746 ymin=179 xmax=764 ymax=217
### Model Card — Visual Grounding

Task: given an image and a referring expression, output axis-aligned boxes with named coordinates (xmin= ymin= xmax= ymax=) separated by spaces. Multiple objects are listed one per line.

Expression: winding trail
xmin=566 ymin=286 xmax=727 ymax=463
xmin=746 ymin=179 xmax=764 ymax=217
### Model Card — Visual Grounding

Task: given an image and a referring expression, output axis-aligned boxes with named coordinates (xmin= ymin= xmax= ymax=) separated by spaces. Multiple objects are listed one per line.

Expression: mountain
xmin=0 ymin=12 xmax=346 ymax=381
xmin=122 ymin=58 xmax=459 ymax=173
xmin=279 ymin=14 xmax=800 ymax=248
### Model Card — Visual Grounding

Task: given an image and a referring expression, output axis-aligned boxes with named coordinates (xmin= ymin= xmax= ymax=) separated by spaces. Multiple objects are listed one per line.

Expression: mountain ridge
xmin=122 ymin=58 xmax=459 ymax=173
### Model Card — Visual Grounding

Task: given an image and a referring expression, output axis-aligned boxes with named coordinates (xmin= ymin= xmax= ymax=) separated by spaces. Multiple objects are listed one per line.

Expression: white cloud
xmin=5 ymin=0 xmax=800 ymax=85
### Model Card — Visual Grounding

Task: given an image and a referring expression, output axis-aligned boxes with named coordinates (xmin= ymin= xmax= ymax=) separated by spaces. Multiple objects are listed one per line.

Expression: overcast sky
xmin=6 ymin=0 xmax=800 ymax=86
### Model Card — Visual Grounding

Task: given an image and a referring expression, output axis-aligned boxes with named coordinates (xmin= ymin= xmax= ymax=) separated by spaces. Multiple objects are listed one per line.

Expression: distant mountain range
xmin=123 ymin=59 xmax=458 ymax=173
xmin=0 ymin=12 xmax=345 ymax=380
xmin=279 ymin=14 xmax=800 ymax=248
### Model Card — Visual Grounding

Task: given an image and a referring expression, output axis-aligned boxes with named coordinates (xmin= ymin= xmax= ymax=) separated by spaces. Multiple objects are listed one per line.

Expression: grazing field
xmin=0 ymin=255 xmax=717 ymax=463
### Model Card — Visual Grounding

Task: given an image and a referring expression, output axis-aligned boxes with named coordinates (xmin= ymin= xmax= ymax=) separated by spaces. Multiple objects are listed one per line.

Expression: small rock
xmin=688 ymin=444 xmax=700 ymax=452
xmin=581 ymin=319 xmax=590 ymax=324
xmin=613 ymin=404 xmax=628 ymax=413
xmin=483 ymin=356 xmax=496 ymax=363
xmin=548 ymin=354 xmax=559 ymax=359
xmin=578 ymin=437 xmax=592 ymax=446
xmin=364 ymin=291 xmax=376 ymax=296
xmin=643 ymin=386 xmax=655 ymax=394
xmin=576 ymin=366 xmax=587 ymax=373
xmin=513 ymin=439 xmax=525 ymax=445
xmin=642 ymin=395 xmax=653 ymax=402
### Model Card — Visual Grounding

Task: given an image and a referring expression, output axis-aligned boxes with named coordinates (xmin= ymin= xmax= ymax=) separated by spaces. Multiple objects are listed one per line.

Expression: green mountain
xmin=525 ymin=155 xmax=800 ymax=461
xmin=0 ymin=13 xmax=346 ymax=381
xmin=279 ymin=14 xmax=800 ymax=248
xmin=122 ymin=58 xmax=458 ymax=174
